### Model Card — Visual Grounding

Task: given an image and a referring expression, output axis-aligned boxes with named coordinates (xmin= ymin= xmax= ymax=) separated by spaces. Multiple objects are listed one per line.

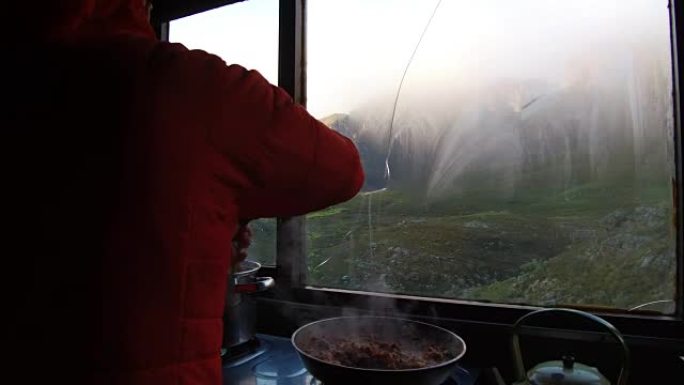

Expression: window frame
xmin=155 ymin=0 xmax=684 ymax=343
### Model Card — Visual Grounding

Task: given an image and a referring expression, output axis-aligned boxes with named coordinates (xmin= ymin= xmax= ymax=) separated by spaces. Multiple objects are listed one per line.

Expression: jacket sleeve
xmin=201 ymin=57 xmax=365 ymax=220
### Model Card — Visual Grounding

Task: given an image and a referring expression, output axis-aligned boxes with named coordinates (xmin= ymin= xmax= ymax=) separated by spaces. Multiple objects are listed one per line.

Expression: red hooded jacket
xmin=5 ymin=1 xmax=363 ymax=384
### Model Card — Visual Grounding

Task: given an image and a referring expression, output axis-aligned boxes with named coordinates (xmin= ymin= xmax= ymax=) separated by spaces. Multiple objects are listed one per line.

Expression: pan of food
xmin=292 ymin=316 xmax=467 ymax=385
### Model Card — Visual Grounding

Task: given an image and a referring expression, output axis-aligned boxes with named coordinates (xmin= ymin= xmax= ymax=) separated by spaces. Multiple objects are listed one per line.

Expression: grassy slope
xmin=305 ymin=180 xmax=676 ymax=311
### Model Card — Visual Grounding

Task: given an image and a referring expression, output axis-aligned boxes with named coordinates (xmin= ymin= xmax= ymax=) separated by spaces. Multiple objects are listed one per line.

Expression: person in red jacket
xmin=4 ymin=1 xmax=364 ymax=384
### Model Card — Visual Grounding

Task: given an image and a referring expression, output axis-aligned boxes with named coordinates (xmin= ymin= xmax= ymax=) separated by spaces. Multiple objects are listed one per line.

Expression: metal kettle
xmin=511 ymin=308 xmax=630 ymax=385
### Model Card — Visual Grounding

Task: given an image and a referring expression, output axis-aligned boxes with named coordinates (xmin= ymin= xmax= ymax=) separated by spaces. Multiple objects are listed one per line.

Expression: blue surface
xmin=223 ymin=334 xmax=478 ymax=385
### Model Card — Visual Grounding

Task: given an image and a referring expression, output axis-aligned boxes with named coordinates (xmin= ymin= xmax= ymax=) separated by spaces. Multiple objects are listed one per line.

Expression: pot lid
xmin=232 ymin=260 xmax=261 ymax=277
xmin=528 ymin=356 xmax=610 ymax=385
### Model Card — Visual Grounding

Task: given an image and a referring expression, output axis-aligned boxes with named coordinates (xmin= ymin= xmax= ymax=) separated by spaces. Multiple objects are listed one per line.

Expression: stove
xmin=223 ymin=334 xmax=478 ymax=385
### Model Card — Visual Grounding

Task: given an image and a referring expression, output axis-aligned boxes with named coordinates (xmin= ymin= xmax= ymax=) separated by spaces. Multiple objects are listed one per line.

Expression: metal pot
xmin=223 ymin=260 xmax=275 ymax=351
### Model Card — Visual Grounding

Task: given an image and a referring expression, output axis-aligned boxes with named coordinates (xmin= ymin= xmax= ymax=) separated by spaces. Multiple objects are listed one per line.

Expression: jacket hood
xmin=11 ymin=0 xmax=154 ymax=41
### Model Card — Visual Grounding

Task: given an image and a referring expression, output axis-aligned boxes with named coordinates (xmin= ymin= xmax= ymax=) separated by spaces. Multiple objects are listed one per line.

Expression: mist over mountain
xmin=322 ymin=37 xmax=673 ymax=204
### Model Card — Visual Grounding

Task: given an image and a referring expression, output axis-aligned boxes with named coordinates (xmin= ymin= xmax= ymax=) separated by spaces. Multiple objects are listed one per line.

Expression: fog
xmin=309 ymin=0 xmax=673 ymax=200
xmin=308 ymin=0 xmax=670 ymax=116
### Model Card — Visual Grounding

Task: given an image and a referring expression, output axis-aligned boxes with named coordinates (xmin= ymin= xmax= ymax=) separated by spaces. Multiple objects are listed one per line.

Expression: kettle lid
xmin=528 ymin=356 xmax=611 ymax=385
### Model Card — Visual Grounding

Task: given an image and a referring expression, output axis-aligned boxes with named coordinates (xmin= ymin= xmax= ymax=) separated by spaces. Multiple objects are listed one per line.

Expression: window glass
xmin=306 ymin=0 xmax=676 ymax=312
xmin=169 ymin=0 xmax=279 ymax=265
xmin=169 ymin=0 xmax=279 ymax=84
xmin=246 ymin=218 xmax=277 ymax=266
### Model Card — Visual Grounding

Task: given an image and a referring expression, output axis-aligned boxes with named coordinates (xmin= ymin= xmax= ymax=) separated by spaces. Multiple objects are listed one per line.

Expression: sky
xmin=169 ymin=0 xmax=671 ymax=119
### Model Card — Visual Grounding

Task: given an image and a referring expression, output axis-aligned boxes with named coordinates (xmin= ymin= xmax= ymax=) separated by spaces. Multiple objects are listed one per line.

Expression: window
xmin=306 ymin=0 xmax=677 ymax=313
xmin=168 ymin=0 xmax=279 ymax=84
xmin=168 ymin=0 xmax=279 ymax=265
xmin=157 ymin=0 xmax=682 ymax=326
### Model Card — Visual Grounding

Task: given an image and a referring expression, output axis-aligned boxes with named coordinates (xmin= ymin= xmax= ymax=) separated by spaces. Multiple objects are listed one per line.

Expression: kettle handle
xmin=511 ymin=308 xmax=630 ymax=385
